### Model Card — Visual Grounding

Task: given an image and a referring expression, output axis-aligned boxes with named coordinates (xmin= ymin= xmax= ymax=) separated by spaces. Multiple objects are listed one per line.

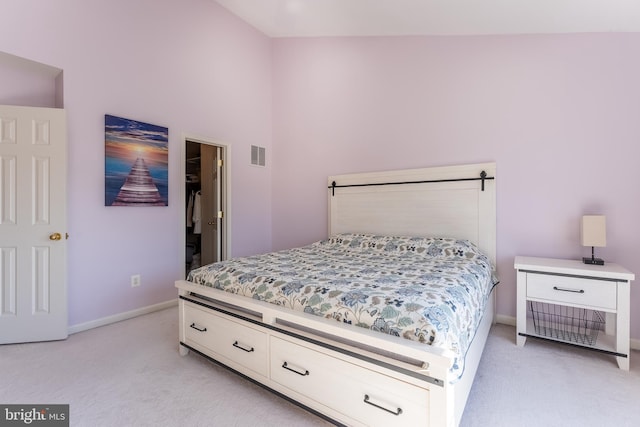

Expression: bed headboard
xmin=328 ymin=162 xmax=496 ymax=267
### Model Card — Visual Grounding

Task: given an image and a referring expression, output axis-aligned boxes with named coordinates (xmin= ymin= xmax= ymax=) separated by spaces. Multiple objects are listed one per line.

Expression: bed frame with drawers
xmin=176 ymin=162 xmax=497 ymax=427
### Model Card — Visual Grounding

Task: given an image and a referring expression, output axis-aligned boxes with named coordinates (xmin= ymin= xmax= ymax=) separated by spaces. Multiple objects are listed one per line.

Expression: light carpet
xmin=1 ymin=306 xmax=638 ymax=426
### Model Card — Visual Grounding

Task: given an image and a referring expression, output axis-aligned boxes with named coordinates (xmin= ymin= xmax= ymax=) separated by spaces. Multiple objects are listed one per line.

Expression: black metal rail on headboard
xmin=328 ymin=170 xmax=494 ymax=196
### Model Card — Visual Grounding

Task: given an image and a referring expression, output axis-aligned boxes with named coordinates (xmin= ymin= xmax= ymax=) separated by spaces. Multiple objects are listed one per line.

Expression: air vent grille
xmin=251 ymin=145 xmax=265 ymax=167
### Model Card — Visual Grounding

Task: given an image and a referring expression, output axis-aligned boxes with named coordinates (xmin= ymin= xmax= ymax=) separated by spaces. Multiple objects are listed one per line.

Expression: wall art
xmin=105 ymin=114 xmax=168 ymax=206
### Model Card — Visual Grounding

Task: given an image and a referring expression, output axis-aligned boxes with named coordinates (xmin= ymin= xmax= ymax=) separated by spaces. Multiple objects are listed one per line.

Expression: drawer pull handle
xmin=553 ymin=286 xmax=585 ymax=294
xmin=189 ymin=323 xmax=207 ymax=332
xmin=363 ymin=394 xmax=403 ymax=416
xmin=232 ymin=341 xmax=254 ymax=353
xmin=281 ymin=361 xmax=309 ymax=376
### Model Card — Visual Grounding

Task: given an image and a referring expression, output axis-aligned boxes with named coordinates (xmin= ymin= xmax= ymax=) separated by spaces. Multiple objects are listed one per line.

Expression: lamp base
xmin=583 ymin=257 xmax=604 ymax=265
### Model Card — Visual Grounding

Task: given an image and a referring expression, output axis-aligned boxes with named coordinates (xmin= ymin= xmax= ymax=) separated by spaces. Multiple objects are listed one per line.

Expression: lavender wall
xmin=0 ymin=0 xmax=272 ymax=326
xmin=0 ymin=52 xmax=60 ymax=107
xmin=271 ymin=34 xmax=640 ymax=339
xmin=3 ymin=2 xmax=639 ymax=341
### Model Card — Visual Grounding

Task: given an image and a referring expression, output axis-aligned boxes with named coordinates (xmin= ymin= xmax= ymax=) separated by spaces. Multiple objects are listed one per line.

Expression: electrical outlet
xmin=131 ymin=274 xmax=141 ymax=287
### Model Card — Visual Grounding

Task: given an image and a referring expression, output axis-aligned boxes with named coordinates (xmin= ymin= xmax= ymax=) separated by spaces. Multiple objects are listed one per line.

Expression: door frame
xmin=181 ymin=134 xmax=231 ymax=278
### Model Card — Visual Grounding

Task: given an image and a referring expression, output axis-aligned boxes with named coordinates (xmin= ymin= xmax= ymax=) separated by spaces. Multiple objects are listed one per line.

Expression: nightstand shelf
xmin=523 ymin=316 xmax=620 ymax=356
xmin=515 ymin=256 xmax=635 ymax=370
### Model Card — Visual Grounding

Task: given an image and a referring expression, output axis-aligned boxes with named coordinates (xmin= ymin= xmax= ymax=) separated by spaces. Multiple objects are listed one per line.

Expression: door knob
xmin=49 ymin=232 xmax=62 ymax=241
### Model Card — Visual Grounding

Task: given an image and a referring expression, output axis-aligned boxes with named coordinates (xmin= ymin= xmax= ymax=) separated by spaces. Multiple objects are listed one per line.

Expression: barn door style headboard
xmin=327 ymin=162 xmax=496 ymax=268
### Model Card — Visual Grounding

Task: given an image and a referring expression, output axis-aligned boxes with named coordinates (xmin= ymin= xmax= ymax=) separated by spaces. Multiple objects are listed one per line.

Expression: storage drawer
xmin=184 ymin=303 xmax=268 ymax=377
xmin=526 ymin=273 xmax=616 ymax=311
xmin=270 ymin=336 xmax=429 ymax=427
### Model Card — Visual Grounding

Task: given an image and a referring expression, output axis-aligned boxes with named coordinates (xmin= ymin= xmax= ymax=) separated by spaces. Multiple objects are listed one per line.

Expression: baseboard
xmin=495 ymin=314 xmax=516 ymax=326
xmin=68 ymin=299 xmax=178 ymax=335
xmin=494 ymin=314 xmax=640 ymax=351
xmin=68 ymin=303 xmax=640 ymax=351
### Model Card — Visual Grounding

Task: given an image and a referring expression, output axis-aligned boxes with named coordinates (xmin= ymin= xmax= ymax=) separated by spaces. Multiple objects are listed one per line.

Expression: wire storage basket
xmin=529 ymin=301 xmax=605 ymax=346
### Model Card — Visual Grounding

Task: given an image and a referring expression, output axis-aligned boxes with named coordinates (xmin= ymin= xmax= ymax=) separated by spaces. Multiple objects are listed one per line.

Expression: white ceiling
xmin=214 ymin=0 xmax=640 ymax=37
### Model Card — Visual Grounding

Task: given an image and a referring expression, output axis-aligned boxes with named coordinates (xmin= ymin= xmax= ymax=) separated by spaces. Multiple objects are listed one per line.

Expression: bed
xmin=176 ymin=162 xmax=497 ymax=427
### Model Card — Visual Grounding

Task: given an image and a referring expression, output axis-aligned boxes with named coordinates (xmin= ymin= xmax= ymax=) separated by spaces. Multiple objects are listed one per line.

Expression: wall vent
xmin=251 ymin=145 xmax=266 ymax=167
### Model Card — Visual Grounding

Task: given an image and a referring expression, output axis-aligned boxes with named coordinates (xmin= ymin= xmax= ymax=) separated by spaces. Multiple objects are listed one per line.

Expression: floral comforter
xmin=187 ymin=233 xmax=497 ymax=380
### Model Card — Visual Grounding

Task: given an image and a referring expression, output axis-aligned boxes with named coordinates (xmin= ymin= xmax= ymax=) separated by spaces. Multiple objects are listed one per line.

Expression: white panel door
xmin=200 ymin=144 xmax=222 ymax=266
xmin=0 ymin=105 xmax=67 ymax=344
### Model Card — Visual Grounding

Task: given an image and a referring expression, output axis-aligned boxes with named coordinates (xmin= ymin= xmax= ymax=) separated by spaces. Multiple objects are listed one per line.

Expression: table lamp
xmin=581 ymin=215 xmax=606 ymax=265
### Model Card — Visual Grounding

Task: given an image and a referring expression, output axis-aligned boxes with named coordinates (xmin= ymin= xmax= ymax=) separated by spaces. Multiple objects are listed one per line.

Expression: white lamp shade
xmin=581 ymin=215 xmax=606 ymax=247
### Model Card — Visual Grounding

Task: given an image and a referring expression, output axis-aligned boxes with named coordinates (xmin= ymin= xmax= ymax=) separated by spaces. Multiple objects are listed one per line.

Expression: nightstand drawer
xmin=527 ymin=273 xmax=616 ymax=310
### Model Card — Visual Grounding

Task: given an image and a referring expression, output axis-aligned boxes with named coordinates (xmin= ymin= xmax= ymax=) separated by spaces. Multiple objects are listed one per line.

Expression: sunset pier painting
xmin=105 ymin=115 xmax=168 ymax=206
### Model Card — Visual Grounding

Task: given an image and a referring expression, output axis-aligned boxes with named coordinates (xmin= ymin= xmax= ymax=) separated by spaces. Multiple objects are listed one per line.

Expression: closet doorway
xmin=185 ymin=138 xmax=229 ymax=277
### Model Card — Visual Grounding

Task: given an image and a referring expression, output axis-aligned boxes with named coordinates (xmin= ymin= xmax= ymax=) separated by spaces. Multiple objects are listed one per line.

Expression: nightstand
xmin=514 ymin=256 xmax=635 ymax=370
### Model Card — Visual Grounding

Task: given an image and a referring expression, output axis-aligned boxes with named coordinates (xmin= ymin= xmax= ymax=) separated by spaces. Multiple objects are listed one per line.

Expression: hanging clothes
xmin=186 ymin=190 xmax=194 ymax=228
xmin=192 ymin=191 xmax=202 ymax=234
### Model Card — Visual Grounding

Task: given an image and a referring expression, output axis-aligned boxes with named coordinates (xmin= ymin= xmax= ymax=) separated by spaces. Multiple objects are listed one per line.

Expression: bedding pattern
xmin=187 ymin=233 xmax=496 ymax=379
